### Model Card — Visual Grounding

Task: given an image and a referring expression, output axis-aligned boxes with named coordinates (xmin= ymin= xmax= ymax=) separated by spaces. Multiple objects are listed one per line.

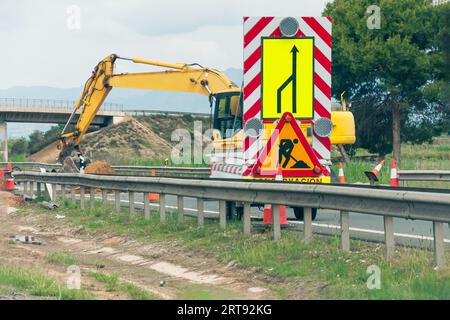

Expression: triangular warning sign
xmin=253 ymin=112 xmax=323 ymax=177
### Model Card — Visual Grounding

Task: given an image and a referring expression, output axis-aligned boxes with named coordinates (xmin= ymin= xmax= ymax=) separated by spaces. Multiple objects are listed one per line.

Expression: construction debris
xmin=14 ymin=235 xmax=46 ymax=245
xmin=85 ymin=160 xmax=116 ymax=175
xmin=41 ymin=201 xmax=59 ymax=210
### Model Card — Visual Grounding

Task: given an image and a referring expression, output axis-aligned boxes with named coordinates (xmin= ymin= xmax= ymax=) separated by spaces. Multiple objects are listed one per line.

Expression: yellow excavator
xmin=58 ymin=53 xmax=355 ymax=172
xmin=58 ymin=54 xmax=243 ymax=170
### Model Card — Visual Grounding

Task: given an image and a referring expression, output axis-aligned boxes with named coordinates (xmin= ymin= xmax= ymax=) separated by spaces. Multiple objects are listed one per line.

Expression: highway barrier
xmin=1 ymin=162 xmax=210 ymax=177
xmin=12 ymin=171 xmax=450 ymax=269
xmin=398 ymin=170 xmax=450 ymax=182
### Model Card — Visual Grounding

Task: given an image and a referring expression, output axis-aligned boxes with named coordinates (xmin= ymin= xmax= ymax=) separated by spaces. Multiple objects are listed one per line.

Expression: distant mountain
xmin=1 ymin=68 xmax=243 ymax=137
xmin=0 ymin=68 xmax=243 ymax=112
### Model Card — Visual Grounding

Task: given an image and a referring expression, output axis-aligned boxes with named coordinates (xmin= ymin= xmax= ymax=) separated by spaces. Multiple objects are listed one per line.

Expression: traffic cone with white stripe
xmin=149 ymin=168 xmax=159 ymax=202
xmin=338 ymin=162 xmax=345 ymax=184
xmin=263 ymin=166 xmax=288 ymax=225
xmin=390 ymin=159 xmax=399 ymax=187
xmin=364 ymin=160 xmax=385 ymax=183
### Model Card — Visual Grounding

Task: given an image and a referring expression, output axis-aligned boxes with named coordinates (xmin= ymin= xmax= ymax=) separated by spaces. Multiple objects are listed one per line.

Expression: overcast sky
xmin=0 ymin=0 xmax=330 ymax=89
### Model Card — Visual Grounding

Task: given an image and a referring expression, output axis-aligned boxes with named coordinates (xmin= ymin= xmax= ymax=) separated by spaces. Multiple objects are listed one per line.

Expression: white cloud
xmin=0 ymin=0 xmax=329 ymax=88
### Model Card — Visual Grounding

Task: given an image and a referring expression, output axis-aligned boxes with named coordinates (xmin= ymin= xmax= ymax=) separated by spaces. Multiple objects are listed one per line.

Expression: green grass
xmin=89 ymin=271 xmax=154 ymax=299
xmin=7 ymin=154 xmax=28 ymax=162
xmin=180 ymin=285 xmax=236 ymax=300
xmin=90 ymin=271 xmax=119 ymax=291
xmin=48 ymin=251 xmax=78 ymax=266
xmin=33 ymin=200 xmax=450 ymax=300
xmin=0 ymin=265 xmax=93 ymax=299
xmin=332 ymin=135 xmax=450 ymax=188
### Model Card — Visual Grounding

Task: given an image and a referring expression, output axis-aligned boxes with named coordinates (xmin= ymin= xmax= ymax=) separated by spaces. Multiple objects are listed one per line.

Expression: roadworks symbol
xmin=254 ymin=112 xmax=321 ymax=177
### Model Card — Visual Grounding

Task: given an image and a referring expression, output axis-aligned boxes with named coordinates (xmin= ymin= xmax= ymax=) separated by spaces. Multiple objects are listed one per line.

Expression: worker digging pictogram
xmin=278 ymin=138 xmax=310 ymax=169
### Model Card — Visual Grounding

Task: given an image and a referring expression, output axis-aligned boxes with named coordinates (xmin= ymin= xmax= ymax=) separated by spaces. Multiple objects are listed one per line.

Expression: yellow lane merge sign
xmin=261 ymin=37 xmax=314 ymax=120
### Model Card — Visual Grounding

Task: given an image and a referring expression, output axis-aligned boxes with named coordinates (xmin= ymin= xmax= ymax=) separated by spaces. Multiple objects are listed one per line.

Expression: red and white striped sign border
xmin=243 ymin=16 xmax=332 ymax=176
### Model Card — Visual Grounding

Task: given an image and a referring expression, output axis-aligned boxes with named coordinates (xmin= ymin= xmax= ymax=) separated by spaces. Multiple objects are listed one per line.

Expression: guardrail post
xmin=433 ymin=221 xmax=445 ymax=269
xmin=80 ymin=186 xmax=85 ymax=210
xmin=90 ymin=187 xmax=95 ymax=210
xmin=23 ymin=181 xmax=28 ymax=197
xmin=37 ymin=182 xmax=41 ymax=198
xmin=71 ymin=186 xmax=76 ymax=204
xmin=29 ymin=181 xmax=34 ymax=197
xmin=340 ymin=210 xmax=350 ymax=252
xmin=51 ymin=184 xmax=56 ymax=202
xmin=243 ymin=202 xmax=251 ymax=235
xmin=144 ymin=192 xmax=150 ymax=220
xmin=177 ymin=195 xmax=184 ymax=223
xmin=384 ymin=216 xmax=395 ymax=260
xmin=304 ymin=207 xmax=313 ymax=244
xmin=129 ymin=192 xmax=135 ymax=216
xmin=114 ymin=190 xmax=121 ymax=213
xmin=272 ymin=204 xmax=281 ymax=241
xmin=219 ymin=200 xmax=226 ymax=229
xmin=159 ymin=194 xmax=166 ymax=222
xmin=102 ymin=189 xmax=107 ymax=203
xmin=61 ymin=185 xmax=66 ymax=205
xmin=197 ymin=198 xmax=204 ymax=227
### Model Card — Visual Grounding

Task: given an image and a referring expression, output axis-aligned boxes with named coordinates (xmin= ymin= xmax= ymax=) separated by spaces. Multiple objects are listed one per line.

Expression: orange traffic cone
xmin=263 ymin=167 xmax=288 ymax=225
xmin=6 ymin=163 xmax=12 ymax=171
xmin=263 ymin=204 xmax=273 ymax=224
xmin=0 ymin=169 xmax=4 ymax=190
xmin=390 ymin=159 xmax=399 ymax=187
xmin=338 ymin=162 xmax=346 ymax=184
xmin=364 ymin=160 xmax=385 ymax=183
xmin=149 ymin=168 xmax=159 ymax=202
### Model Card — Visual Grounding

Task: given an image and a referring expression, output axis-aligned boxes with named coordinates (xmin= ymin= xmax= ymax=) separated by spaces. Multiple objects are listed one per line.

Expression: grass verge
xmin=89 ymin=271 xmax=155 ymax=300
xmin=30 ymin=199 xmax=450 ymax=300
xmin=0 ymin=265 xmax=93 ymax=299
xmin=48 ymin=251 xmax=78 ymax=266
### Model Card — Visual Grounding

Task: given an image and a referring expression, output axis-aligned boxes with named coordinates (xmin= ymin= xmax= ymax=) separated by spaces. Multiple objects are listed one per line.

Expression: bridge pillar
xmin=0 ymin=121 xmax=7 ymax=162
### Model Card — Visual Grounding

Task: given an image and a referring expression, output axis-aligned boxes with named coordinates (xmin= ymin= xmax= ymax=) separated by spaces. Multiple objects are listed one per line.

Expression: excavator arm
xmin=58 ymin=54 xmax=239 ymax=164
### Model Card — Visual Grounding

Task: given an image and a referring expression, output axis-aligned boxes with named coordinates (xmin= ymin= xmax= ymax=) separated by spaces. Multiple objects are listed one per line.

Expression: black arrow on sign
xmin=277 ymin=45 xmax=299 ymax=114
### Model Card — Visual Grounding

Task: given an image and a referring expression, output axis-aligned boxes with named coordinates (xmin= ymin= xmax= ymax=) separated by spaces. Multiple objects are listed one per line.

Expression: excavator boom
xmin=58 ymin=54 xmax=239 ymax=165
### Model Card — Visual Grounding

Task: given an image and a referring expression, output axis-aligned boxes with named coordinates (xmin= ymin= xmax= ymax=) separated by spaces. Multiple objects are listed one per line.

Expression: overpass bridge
xmin=0 ymin=98 xmax=126 ymax=161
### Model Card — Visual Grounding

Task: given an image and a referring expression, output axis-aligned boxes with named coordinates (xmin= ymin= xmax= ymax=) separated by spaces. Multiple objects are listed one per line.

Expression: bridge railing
xmin=0 ymin=98 xmax=123 ymax=112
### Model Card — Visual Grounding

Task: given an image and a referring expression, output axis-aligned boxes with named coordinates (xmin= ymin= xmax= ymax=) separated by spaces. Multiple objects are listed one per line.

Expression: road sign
xmin=261 ymin=37 xmax=314 ymax=120
xmin=253 ymin=112 xmax=322 ymax=177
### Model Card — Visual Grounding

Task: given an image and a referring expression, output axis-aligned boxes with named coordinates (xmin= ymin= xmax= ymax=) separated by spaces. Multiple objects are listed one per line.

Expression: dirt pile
xmin=30 ymin=141 xmax=59 ymax=163
xmin=30 ymin=114 xmax=211 ymax=164
xmin=80 ymin=117 xmax=174 ymax=163
xmin=85 ymin=160 xmax=116 ymax=175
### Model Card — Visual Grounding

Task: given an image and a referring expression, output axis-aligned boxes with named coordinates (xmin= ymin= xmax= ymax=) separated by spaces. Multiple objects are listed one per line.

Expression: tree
xmin=9 ymin=138 xmax=28 ymax=156
xmin=324 ymin=0 xmax=449 ymax=167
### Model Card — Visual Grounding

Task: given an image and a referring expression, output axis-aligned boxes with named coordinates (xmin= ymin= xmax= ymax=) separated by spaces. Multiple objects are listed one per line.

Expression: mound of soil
xmin=85 ymin=160 xmax=116 ymax=175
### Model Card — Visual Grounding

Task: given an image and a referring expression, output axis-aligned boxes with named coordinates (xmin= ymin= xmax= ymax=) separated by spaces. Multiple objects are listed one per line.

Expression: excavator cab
xmin=212 ymin=90 xmax=243 ymax=138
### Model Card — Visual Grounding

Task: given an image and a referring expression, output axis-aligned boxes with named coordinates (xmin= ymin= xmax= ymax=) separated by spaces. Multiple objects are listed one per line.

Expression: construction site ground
xmin=0 ymin=191 xmax=298 ymax=300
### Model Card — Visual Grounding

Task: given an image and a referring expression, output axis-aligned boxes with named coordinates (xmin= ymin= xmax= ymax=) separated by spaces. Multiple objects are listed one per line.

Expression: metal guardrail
xmin=2 ymin=162 xmax=61 ymax=171
xmin=112 ymin=165 xmax=209 ymax=175
xmin=0 ymin=98 xmax=124 ymax=112
xmin=398 ymin=170 xmax=450 ymax=182
xmin=1 ymin=162 xmax=209 ymax=176
xmin=13 ymin=171 xmax=450 ymax=268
